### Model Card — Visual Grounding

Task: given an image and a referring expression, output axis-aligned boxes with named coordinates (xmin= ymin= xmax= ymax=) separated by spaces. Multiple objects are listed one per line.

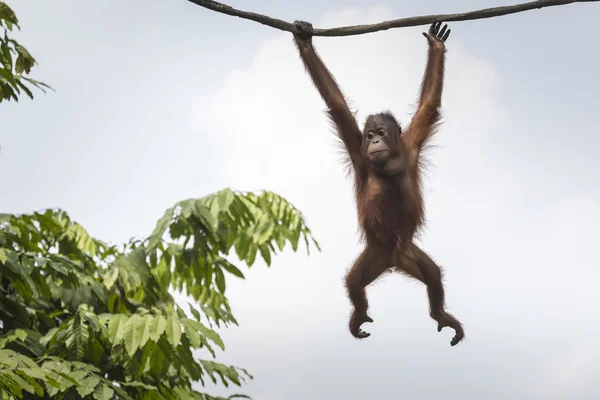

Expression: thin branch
xmin=187 ymin=0 xmax=599 ymax=36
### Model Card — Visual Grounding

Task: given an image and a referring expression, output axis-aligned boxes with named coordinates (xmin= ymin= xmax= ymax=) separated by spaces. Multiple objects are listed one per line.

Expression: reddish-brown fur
xmin=293 ymin=21 xmax=464 ymax=346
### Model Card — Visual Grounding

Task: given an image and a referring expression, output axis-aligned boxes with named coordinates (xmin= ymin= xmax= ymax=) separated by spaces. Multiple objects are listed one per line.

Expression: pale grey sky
xmin=2 ymin=1 xmax=600 ymax=399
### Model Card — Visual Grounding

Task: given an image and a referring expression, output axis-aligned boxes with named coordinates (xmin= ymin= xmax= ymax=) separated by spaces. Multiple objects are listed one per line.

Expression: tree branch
xmin=187 ymin=0 xmax=599 ymax=36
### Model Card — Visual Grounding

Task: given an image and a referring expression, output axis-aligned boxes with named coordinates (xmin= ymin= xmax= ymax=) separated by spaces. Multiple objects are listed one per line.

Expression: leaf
xmin=60 ymin=223 xmax=98 ymax=256
xmin=66 ymin=313 xmax=89 ymax=361
xmin=4 ymin=370 xmax=34 ymax=395
xmin=111 ymin=384 xmax=135 ymax=400
xmin=182 ymin=319 xmax=201 ymax=348
xmin=84 ymin=312 xmax=103 ymax=333
xmin=122 ymin=314 xmax=142 ymax=356
xmin=107 ymin=314 xmax=128 ymax=346
xmin=209 ymin=188 xmax=235 ymax=220
xmin=120 ymin=381 xmax=156 ymax=390
xmin=246 ymin=243 xmax=257 ymax=267
xmin=19 ymin=372 xmax=44 ymax=397
xmin=155 ymin=257 xmax=172 ymax=289
xmin=148 ymin=315 xmax=166 ymax=342
xmin=215 ymin=266 xmax=226 ymax=293
xmin=93 ymin=383 xmax=114 ymax=400
xmin=103 ymin=267 xmax=119 ymax=289
xmin=137 ymin=314 xmax=152 ymax=348
xmin=0 ymin=213 xmax=11 ymax=223
xmin=22 ymin=76 xmax=52 ymax=92
xmin=0 ymin=329 xmax=28 ymax=348
xmin=193 ymin=202 xmax=218 ymax=231
xmin=16 ymin=366 xmax=46 ymax=381
xmin=259 ymin=245 xmax=272 ymax=266
xmin=165 ymin=316 xmax=182 ymax=347
xmin=188 ymin=320 xmax=224 ymax=351
xmin=39 ymin=328 xmax=58 ymax=347
xmin=274 ymin=227 xmax=286 ymax=251
xmin=76 ymin=374 xmax=100 ymax=397
xmin=219 ymin=259 xmax=245 ymax=279
xmin=188 ymin=304 xmax=202 ymax=322
xmin=254 ymin=215 xmax=275 ymax=245
xmin=148 ymin=207 xmax=175 ymax=250
xmin=14 ymin=329 xmax=27 ymax=341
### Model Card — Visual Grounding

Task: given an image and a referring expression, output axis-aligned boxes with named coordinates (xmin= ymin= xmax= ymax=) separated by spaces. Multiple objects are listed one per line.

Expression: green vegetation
xmin=0 ymin=2 xmax=50 ymax=103
xmin=0 ymin=190 xmax=318 ymax=399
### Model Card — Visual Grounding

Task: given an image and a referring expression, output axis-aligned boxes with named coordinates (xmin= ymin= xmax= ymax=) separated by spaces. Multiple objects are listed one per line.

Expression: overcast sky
xmin=2 ymin=0 xmax=600 ymax=399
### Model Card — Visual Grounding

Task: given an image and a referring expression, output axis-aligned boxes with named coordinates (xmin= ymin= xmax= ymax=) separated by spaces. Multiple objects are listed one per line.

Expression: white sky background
xmin=2 ymin=1 xmax=600 ymax=399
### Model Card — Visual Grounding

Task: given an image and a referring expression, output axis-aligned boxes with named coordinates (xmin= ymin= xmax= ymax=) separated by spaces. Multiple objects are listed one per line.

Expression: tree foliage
xmin=0 ymin=189 xmax=319 ymax=399
xmin=0 ymin=1 xmax=51 ymax=103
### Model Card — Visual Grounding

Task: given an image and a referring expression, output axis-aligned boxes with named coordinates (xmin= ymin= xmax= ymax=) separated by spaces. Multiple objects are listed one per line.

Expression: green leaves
xmin=0 ymin=187 xmax=317 ymax=399
xmin=165 ymin=315 xmax=182 ymax=347
xmin=144 ymin=189 xmax=319 ymax=327
xmin=0 ymin=329 xmax=27 ymax=349
xmin=107 ymin=313 xmax=128 ymax=345
xmin=65 ymin=306 xmax=90 ymax=361
xmin=0 ymin=3 xmax=52 ymax=103
xmin=148 ymin=314 xmax=166 ymax=342
xmin=93 ymin=384 xmax=114 ymax=400
xmin=122 ymin=314 xmax=143 ymax=356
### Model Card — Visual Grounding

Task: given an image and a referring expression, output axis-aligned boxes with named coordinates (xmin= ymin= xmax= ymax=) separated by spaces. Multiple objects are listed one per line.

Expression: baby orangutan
xmin=293 ymin=21 xmax=464 ymax=346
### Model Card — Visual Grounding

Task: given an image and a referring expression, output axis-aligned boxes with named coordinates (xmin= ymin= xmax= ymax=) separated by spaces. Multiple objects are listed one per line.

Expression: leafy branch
xmin=186 ymin=0 xmax=599 ymax=36
xmin=0 ymin=189 xmax=318 ymax=399
xmin=0 ymin=1 xmax=52 ymax=102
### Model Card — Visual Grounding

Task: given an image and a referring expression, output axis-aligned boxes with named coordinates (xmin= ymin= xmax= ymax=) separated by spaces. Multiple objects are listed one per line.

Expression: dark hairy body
xmin=292 ymin=21 xmax=464 ymax=346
